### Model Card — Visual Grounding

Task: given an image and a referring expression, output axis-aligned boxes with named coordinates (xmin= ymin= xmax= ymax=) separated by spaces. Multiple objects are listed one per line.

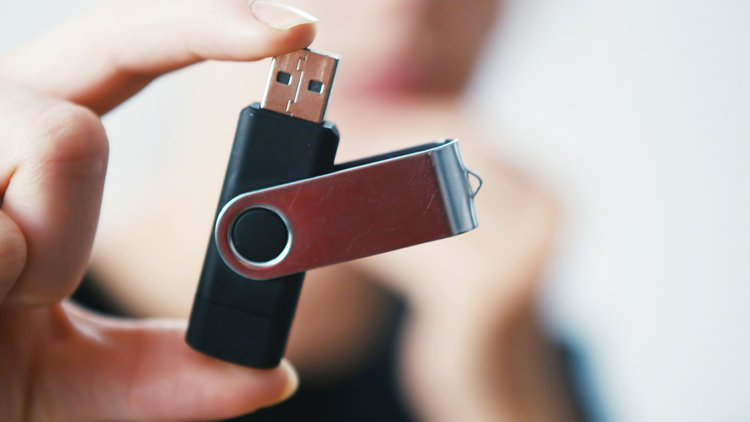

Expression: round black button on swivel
xmin=231 ymin=207 xmax=289 ymax=264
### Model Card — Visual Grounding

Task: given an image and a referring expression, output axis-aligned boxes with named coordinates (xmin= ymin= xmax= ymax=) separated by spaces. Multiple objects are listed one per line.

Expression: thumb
xmin=39 ymin=303 xmax=297 ymax=421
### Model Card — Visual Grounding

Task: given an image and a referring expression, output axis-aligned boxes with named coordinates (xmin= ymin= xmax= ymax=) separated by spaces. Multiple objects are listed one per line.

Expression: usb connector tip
xmin=261 ymin=48 xmax=339 ymax=123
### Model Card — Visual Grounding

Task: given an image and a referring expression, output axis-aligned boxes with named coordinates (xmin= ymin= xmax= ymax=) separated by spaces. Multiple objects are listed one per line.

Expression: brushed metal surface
xmin=215 ymin=139 xmax=480 ymax=280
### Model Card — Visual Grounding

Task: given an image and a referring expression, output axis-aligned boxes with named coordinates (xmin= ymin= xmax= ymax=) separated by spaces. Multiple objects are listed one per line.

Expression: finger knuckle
xmin=36 ymin=102 xmax=109 ymax=168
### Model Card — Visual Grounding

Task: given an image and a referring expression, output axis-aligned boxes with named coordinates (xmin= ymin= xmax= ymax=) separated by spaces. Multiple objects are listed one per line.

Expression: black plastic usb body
xmin=186 ymin=49 xmax=340 ymax=368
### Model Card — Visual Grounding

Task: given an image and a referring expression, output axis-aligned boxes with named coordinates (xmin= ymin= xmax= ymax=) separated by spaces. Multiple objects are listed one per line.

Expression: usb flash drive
xmin=186 ymin=48 xmax=481 ymax=369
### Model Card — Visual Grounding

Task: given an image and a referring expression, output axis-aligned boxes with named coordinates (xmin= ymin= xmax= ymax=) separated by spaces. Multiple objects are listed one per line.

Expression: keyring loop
xmin=465 ymin=169 xmax=483 ymax=198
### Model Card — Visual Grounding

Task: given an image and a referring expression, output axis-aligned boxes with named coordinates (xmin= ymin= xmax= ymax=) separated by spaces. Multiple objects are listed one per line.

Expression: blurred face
xmin=288 ymin=0 xmax=500 ymax=98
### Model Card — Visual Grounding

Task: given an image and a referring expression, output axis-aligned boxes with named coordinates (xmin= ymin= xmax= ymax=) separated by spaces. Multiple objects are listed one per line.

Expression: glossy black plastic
xmin=186 ymin=103 xmax=339 ymax=368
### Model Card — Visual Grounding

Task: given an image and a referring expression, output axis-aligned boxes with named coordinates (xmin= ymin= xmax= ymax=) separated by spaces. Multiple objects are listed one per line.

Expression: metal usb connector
xmin=261 ymin=48 xmax=340 ymax=123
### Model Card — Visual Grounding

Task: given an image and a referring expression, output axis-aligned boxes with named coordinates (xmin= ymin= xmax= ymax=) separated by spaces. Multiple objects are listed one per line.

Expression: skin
xmin=0 ymin=0 xmax=319 ymax=420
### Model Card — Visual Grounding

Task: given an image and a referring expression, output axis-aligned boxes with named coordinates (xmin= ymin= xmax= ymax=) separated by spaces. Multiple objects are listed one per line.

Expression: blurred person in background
xmin=0 ymin=0 xmax=578 ymax=420
xmin=78 ymin=0 xmax=581 ymax=420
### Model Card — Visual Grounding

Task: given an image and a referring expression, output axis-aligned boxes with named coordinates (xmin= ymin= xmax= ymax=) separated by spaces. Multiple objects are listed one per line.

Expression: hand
xmin=0 ymin=0 xmax=316 ymax=420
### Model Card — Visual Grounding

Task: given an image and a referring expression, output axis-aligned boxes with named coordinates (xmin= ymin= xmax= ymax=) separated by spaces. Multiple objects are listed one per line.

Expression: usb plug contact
xmin=261 ymin=48 xmax=340 ymax=123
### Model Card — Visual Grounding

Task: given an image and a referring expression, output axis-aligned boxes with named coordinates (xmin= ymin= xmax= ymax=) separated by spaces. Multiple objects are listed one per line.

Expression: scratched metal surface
xmin=215 ymin=141 xmax=476 ymax=280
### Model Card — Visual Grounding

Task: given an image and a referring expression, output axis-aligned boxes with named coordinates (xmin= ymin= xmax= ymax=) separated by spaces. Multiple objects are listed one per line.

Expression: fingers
xmin=0 ymin=0 xmax=317 ymax=114
xmin=33 ymin=303 xmax=298 ymax=421
xmin=0 ymin=83 xmax=108 ymax=306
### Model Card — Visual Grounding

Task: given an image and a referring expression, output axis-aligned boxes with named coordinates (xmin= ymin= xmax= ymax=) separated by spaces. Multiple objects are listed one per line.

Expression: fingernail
xmin=277 ymin=361 xmax=299 ymax=401
xmin=250 ymin=0 xmax=318 ymax=30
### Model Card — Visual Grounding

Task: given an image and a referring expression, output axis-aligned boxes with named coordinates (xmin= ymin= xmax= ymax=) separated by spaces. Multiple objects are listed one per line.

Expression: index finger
xmin=0 ymin=0 xmax=317 ymax=114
